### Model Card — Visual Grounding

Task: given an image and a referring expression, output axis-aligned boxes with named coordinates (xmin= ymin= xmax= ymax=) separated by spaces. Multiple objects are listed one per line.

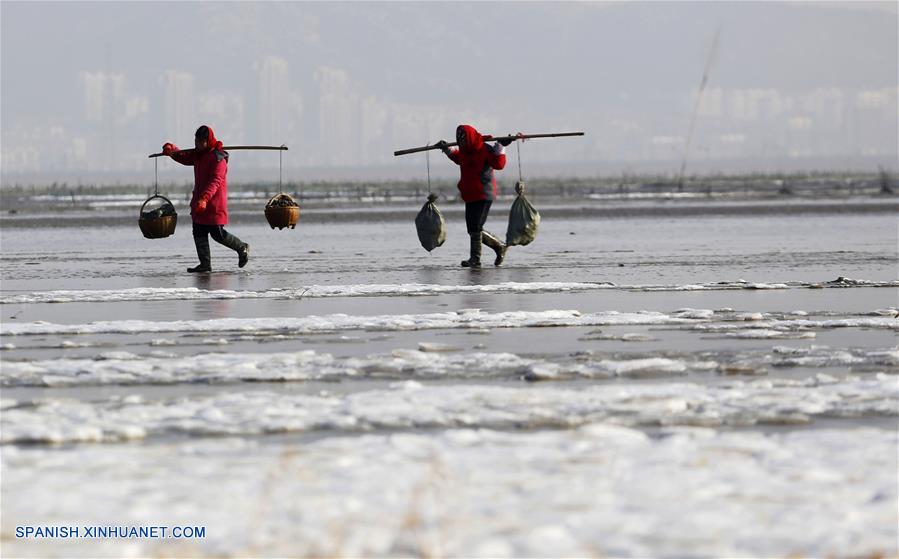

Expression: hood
xmin=456 ymin=124 xmax=484 ymax=153
xmin=195 ymin=124 xmax=224 ymax=152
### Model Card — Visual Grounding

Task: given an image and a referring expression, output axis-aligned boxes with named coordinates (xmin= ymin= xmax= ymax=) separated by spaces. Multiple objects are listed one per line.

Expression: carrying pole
xmin=149 ymin=145 xmax=289 ymax=158
xmin=394 ymin=132 xmax=584 ymax=157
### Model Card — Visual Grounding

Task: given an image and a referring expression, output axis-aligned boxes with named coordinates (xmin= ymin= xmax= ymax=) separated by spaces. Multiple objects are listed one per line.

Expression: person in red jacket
xmin=162 ymin=125 xmax=249 ymax=273
xmin=436 ymin=124 xmax=513 ymax=267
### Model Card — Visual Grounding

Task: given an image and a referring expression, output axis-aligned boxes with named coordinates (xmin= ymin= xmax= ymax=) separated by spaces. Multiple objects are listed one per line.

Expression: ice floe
xmin=9 ymin=342 xmax=895 ymax=389
xmin=1 ymin=424 xmax=894 ymax=557
xmin=0 ymin=350 xmax=534 ymax=387
xmin=0 ymin=310 xmax=680 ymax=336
xmin=2 ymin=375 xmax=896 ymax=444
xmin=2 ymin=277 xmax=896 ymax=304
xmin=2 ymin=425 xmax=895 ymax=558
xmin=2 ymin=309 xmax=895 ymax=338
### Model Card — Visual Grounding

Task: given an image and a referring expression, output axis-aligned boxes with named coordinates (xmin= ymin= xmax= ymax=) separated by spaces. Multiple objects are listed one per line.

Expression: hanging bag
xmin=505 ymin=181 xmax=540 ymax=246
xmin=413 ymin=146 xmax=446 ymax=252
xmin=415 ymin=193 xmax=446 ymax=252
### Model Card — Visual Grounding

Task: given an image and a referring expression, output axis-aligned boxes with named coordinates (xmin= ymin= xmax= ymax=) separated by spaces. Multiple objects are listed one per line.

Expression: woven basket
xmin=265 ymin=193 xmax=300 ymax=230
xmin=138 ymin=194 xmax=177 ymax=239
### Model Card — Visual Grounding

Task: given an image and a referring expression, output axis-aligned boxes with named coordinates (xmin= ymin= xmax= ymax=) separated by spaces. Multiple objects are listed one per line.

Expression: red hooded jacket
xmin=168 ymin=126 xmax=230 ymax=225
xmin=447 ymin=124 xmax=506 ymax=202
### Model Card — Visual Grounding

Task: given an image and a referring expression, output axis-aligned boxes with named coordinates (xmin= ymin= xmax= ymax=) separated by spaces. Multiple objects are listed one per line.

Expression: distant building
xmin=257 ymin=56 xmax=291 ymax=144
xmin=198 ymin=92 xmax=246 ymax=145
xmin=161 ymin=70 xmax=196 ymax=140
xmin=80 ymin=71 xmax=125 ymax=170
xmin=315 ymin=66 xmax=356 ymax=165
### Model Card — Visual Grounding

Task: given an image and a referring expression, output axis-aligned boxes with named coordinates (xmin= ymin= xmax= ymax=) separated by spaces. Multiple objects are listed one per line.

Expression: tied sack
xmin=415 ymin=193 xmax=447 ymax=252
xmin=506 ymin=181 xmax=540 ymax=246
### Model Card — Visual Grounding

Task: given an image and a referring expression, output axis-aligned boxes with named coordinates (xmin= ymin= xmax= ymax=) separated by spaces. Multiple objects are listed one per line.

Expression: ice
xmin=2 ymin=426 xmax=895 ymax=558
xmin=723 ymin=329 xmax=817 ymax=339
xmin=5 ymin=339 xmax=897 ymax=390
xmin=0 ymin=309 xmax=687 ymax=336
xmin=2 ymin=277 xmax=897 ymax=304
xmin=734 ymin=312 xmax=765 ymax=321
xmin=2 ymin=375 xmax=896 ymax=444
xmin=596 ymin=357 xmax=689 ymax=376
xmin=417 ymin=342 xmax=460 ymax=352
xmin=3 ymin=309 xmax=896 ymax=338
xmin=0 ymin=350 xmax=537 ymax=387
xmin=0 ymin=282 xmax=614 ymax=304
xmin=149 ymin=338 xmax=176 ymax=346
xmin=94 ymin=351 xmax=140 ymax=360
xmin=870 ymin=308 xmax=899 ymax=317
xmin=769 ymin=347 xmax=899 ymax=371
xmin=691 ymin=315 xmax=899 ymax=335
xmin=672 ymin=308 xmax=716 ymax=319
xmin=525 ymin=357 xmax=690 ymax=380
xmin=2 ymin=211 xmax=897 ymax=558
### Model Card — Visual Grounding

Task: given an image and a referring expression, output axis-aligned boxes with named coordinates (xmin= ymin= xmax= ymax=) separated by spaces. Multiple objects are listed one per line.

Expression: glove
xmin=162 ymin=143 xmax=176 ymax=156
xmin=196 ymin=197 xmax=208 ymax=212
xmin=497 ymin=137 xmax=515 ymax=147
xmin=434 ymin=140 xmax=450 ymax=154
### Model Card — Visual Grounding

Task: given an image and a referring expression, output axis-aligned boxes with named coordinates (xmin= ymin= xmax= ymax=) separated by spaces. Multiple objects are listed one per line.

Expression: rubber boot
xmin=238 ymin=243 xmax=250 ymax=268
xmin=461 ymin=232 xmax=482 ymax=268
xmin=481 ymin=230 xmax=507 ymax=266
xmin=188 ymin=234 xmax=212 ymax=273
xmin=214 ymin=229 xmax=249 ymax=269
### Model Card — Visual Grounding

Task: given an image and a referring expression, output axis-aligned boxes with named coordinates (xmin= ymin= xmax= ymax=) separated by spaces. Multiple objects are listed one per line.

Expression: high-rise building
xmin=198 ymin=92 xmax=246 ymax=143
xmin=257 ymin=56 xmax=291 ymax=144
xmin=80 ymin=71 xmax=125 ymax=123
xmin=315 ymin=66 xmax=356 ymax=165
xmin=161 ymin=70 xmax=196 ymax=139
xmin=79 ymin=71 xmax=125 ymax=170
xmin=360 ymin=96 xmax=388 ymax=165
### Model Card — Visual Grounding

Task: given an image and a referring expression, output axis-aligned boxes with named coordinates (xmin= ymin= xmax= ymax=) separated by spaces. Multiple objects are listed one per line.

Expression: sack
xmin=415 ymin=194 xmax=446 ymax=252
xmin=505 ymin=182 xmax=540 ymax=246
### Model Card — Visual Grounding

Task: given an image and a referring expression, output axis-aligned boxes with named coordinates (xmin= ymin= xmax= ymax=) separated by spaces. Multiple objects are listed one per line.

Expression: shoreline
xmin=2 ymin=197 xmax=896 ymax=229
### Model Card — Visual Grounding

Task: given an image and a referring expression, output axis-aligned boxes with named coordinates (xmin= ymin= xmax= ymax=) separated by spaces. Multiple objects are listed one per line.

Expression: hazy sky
xmin=1 ymin=1 xmax=897 ymax=182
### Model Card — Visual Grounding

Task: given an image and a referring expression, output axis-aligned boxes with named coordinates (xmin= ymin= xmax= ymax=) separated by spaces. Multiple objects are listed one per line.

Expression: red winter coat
xmin=447 ymin=124 xmax=506 ymax=202
xmin=170 ymin=146 xmax=230 ymax=225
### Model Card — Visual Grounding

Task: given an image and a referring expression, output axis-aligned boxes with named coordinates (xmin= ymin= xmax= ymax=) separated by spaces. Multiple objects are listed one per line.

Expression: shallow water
xmin=1 ymin=199 xmax=897 ymax=557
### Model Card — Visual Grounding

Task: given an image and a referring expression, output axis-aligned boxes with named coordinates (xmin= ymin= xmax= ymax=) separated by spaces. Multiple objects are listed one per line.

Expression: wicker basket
xmin=138 ymin=194 xmax=178 ymax=239
xmin=265 ymin=193 xmax=301 ymax=230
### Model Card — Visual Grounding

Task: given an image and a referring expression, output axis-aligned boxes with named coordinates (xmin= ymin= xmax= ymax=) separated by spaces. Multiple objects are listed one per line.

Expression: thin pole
xmin=154 ymin=158 xmax=158 ymax=197
xmin=148 ymin=145 xmax=288 ymax=158
xmin=678 ymin=28 xmax=720 ymax=192
xmin=279 ymin=149 xmax=283 ymax=194
xmin=394 ymin=132 xmax=584 ymax=157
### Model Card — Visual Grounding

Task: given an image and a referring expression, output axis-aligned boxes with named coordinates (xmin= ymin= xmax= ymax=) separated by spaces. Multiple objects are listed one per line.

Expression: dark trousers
xmin=465 ymin=200 xmax=492 ymax=234
xmin=192 ymin=222 xmax=244 ymax=265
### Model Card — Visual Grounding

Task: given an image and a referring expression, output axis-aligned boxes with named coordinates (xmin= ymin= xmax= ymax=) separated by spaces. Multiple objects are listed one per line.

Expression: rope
xmin=154 ymin=157 xmax=159 ymax=197
xmin=425 ymin=140 xmax=432 ymax=195
xmin=279 ymin=149 xmax=283 ymax=195
xmin=425 ymin=140 xmax=433 ymax=256
xmin=516 ymin=140 xmax=523 ymax=183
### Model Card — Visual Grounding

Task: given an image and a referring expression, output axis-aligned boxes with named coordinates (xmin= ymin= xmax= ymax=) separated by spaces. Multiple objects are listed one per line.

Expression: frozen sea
xmin=1 ymin=195 xmax=897 ymax=557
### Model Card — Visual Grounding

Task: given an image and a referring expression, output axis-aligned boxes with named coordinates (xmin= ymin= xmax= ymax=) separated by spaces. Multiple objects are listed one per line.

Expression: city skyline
xmin=2 ymin=2 xmax=896 ymax=183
